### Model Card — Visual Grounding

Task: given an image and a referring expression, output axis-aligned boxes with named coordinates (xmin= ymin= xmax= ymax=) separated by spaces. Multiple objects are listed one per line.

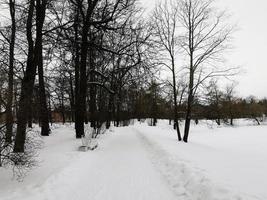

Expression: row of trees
xmin=0 ymin=0 xmax=240 ymax=157
xmin=129 ymin=81 xmax=267 ymax=126
xmin=150 ymin=0 xmax=237 ymax=142
xmin=0 ymin=0 xmax=154 ymax=154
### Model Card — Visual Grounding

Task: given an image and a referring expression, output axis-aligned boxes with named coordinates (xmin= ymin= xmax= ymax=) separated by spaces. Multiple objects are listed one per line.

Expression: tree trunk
xmin=37 ymin=43 xmax=50 ymax=136
xmin=36 ymin=0 xmax=50 ymax=136
xmin=75 ymin=17 xmax=90 ymax=138
xmin=171 ymin=59 xmax=182 ymax=141
xmin=153 ymin=118 xmax=157 ymax=126
xmin=89 ymin=41 xmax=96 ymax=129
xmin=69 ymin=72 xmax=75 ymax=122
xmin=106 ymin=75 xmax=115 ymax=129
xmin=183 ymin=67 xmax=194 ymax=143
xmin=184 ymin=90 xmax=193 ymax=141
xmin=27 ymin=100 xmax=33 ymax=128
xmin=106 ymin=92 xmax=114 ymax=129
xmin=47 ymin=93 xmax=53 ymax=125
xmin=230 ymin=117 xmax=233 ymax=126
xmin=5 ymin=0 xmax=16 ymax=143
xmin=60 ymin=92 xmax=66 ymax=124
xmin=14 ymin=0 xmax=49 ymax=151
xmin=115 ymin=86 xmax=122 ymax=127
xmin=74 ymin=44 xmax=80 ymax=136
xmin=183 ymin=24 xmax=194 ymax=143
xmin=14 ymin=0 xmax=35 ymax=152
xmin=61 ymin=108 xmax=66 ymax=124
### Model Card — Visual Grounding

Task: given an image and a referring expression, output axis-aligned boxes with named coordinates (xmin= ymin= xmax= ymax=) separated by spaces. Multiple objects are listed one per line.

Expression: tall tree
xmin=5 ymin=0 xmax=16 ymax=143
xmin=14 ymin=0 xmax=50 ymax=152
xmin=36 ymin=0 xmax=50 ymax=136
xmin=74 ymin=0 xmax=99 ymax=138
xmin=151 ymin=0 xmax=182 ymax=141
xmin=14 ymin=0 xmax=35 ymax=152
xmin=73 ymin=0 xmax=140 ymax=137
xmin=177 ymin=0 xmax=235 ymax=142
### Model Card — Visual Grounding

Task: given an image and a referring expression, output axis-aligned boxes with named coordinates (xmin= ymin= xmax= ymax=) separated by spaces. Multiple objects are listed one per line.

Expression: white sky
xmin=140 ymin=0 xmax=267 ymax=98
xmin=0 ymin=1 xmax=266 ymax=98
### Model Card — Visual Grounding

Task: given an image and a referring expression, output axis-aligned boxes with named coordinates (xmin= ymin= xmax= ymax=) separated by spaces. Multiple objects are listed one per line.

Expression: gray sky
xmin=140 ymin=0 xmax=267 ymax=98
xmin=0 ymin=0 xmax=266 ymax=98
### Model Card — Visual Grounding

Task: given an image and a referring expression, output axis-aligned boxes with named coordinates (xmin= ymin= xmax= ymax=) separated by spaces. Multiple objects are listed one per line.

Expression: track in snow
xmin=1 ymin=125 xmax=257 ymax=200
xmin=1 ymin=126 xmax=177 ymax=200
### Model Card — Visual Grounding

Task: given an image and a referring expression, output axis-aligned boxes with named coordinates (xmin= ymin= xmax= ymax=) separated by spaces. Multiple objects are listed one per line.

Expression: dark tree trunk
xmin=106 ymin=93 xmax=114 ymax=129
xmin=89 ymin=85 xmax=96 ymax=128
xmin=47 ymin=93 xmax=53 ymax=125
xmin=37 ymin=43 xmax=50 ymax=136
xmin=14 ymin=63 xmax=35 ymax=153
xmin=75 ymin=18 xmax=90 ymax=138
xmin=184 ymin=92 xmax=193 ymax=142
xmin=216 ymin=118 xmax=221 ymax=126
xmin=183 ymin=63 xmax=194 ymax=143
xmin=74 ymin=45 xmax=80 ymax=135
xmin=69 ymin=72 xmax=75 ymax=122
xmin=115 ymin=86 xmax=122 ymax=127
xmin=61 ymin=108 xmax=66 ymax=124
xmin=60 ymin=92 xmax=66 ymax=124
xmin=183 ymin=24 xmax=194 ymax=143
xmin=106 ymin=74 xmax=115 ymax=129
xmin=14 ymin=0 xmax=49 ymax=152
xmin=89 ymin=42 xmax=96 ymax=129
xmin=5 ymin=0 xmax=16 ymax=143
xmin=13 ymin=81 xmax=18 ymax=118
xmin=84 ymin=95 xmax=89 ymax=124
xmin=14 ymin=0 xmax=35 ymax=153
xmin=171 ymin=59 xmax=182 ymax=141
xmin=73 ymin=6 xmax=82 ymax=138
xmin=75 ymin=0 xmax=99 ymax=137
xmin=27 ymin=101 xmax=33 ymax=128
xmin=153 ymin=118 xmax=157 ymax=126
xmin=36 ymin=0 xmax=50 ymax=136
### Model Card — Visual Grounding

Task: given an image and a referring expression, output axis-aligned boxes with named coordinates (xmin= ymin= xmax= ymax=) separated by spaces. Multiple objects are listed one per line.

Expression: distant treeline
xmin=1 ymin=86 xmax=265 ymax=126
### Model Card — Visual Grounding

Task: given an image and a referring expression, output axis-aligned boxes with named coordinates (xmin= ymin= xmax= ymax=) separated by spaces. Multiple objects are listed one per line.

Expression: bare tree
xmin=69 ymin=0 xmax=142 ymax=137
xmin=3 ymin=0 xmax=16 ymax=143
xmin=14 ymin=0 xmax=35 ymax=152
xmin=205 ymin=80 xmax=223 ymax=125
xmin=36 ymin=0 xmax=51 ymax=136
xmin=223 ymin=83 xmax=236 ymax=126
xmin=151 ymin=0 xmax=182 ymax=141
xmin=14 ymin=0 xmax=51 ymax=152
xmin=177 ymin=0 xmax=236 ymax=142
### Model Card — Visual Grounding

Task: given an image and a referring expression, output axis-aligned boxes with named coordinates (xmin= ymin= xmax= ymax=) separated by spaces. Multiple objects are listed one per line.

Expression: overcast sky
xmin=140 ymin=0 xmax=267 ymax=98
xmin=0 ymin=0 xmax=266 ymax=98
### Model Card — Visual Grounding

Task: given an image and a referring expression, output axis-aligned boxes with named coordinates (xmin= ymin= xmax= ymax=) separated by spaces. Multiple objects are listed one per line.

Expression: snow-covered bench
xmin=78 ymin=127 xmax=98 ymax=151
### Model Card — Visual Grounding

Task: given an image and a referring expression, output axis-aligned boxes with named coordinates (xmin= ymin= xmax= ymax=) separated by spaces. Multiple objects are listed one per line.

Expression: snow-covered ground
xmin=0 ymin=120 xmax=266 ymax=200
xmin=135 ymin=120 xmax=267 ymax=199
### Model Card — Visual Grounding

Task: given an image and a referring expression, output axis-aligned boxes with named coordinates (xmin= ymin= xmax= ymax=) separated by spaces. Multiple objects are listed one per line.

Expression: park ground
xmin=0 ymin=120 xmax=267 ymax=200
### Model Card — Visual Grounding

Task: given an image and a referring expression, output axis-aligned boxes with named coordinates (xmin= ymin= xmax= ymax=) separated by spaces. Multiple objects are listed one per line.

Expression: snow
xmin=0 ymin=120 xmax=267 ymax=200
xmin=0 ymin=124 xmax=176 ymax=200
xmin=135 ymin=120 xmax=267 ymax=199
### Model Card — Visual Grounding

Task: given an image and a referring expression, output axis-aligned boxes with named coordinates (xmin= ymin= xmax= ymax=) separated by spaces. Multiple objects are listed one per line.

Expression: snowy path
xmin=1 ymin=126 xmax=177 ymax=200
xmin=1 ymin=123 xmax=263 ymax=200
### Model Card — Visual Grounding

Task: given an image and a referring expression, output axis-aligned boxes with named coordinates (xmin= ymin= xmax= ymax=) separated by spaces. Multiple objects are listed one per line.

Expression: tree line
xmin=0 ymin=0 xmax=245 ymax=160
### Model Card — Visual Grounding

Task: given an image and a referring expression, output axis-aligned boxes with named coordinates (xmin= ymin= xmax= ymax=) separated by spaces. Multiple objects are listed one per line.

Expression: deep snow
xmin=0 ymin=120 xmax=266 ymax=200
